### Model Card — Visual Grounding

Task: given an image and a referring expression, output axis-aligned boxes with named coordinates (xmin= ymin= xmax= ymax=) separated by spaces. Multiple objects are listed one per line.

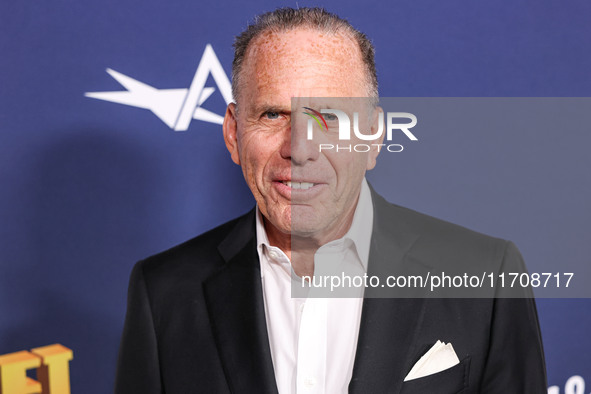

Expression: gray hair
xmin=231 ymin=7 xmax=378 ymax=103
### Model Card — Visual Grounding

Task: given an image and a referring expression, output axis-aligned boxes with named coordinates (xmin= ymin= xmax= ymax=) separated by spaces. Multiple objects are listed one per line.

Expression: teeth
xmin=282 ymin=181 xmax=315 ymax=190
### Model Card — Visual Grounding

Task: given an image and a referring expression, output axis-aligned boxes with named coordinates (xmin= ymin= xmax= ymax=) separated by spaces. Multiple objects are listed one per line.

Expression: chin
xmin=289 ymin=218 xmax=326 ymax=238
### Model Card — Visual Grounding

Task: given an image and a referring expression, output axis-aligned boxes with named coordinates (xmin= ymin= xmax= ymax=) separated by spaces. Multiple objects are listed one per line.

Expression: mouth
xmin=273 ymin=179 xmax=325 ymax=200
xmin=280 ymin=181 xmax=317 ymax=190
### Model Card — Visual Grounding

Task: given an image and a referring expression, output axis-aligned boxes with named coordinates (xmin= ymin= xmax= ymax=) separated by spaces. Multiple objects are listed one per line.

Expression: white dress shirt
xmin=256 ymin=179 xmax=374 ymax=394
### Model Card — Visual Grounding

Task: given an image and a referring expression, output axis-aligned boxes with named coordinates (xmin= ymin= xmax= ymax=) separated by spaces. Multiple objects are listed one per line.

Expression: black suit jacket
xmin=115 ymin=189 xmax=547 ymax=393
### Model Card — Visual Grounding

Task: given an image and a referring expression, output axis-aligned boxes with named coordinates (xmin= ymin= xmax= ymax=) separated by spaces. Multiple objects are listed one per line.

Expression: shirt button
xmin=268 ymin=250 xmax=278 ymax=259
xmin=303 ymin=377 xmax=316 ymax=389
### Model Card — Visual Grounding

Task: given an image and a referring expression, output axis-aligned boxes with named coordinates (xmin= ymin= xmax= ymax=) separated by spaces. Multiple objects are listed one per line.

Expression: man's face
xmin=223 ymin=28 xmax=381 ymax=244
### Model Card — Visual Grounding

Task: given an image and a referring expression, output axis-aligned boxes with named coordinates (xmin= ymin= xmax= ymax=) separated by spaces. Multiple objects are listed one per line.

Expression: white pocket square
xmin=404 ymin=340 xmax=460 ymax=382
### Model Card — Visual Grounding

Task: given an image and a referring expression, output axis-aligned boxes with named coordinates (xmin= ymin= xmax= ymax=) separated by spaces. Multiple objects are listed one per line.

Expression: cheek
xmin=238 ymin=134 xmax=272 ymax=178
xmin=327 ymin=153 xmax=368 ymax=185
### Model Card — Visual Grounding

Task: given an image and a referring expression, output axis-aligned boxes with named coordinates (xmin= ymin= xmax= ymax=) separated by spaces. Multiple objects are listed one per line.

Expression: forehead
xmin=239 ymin=28 xmax=368 ymax=103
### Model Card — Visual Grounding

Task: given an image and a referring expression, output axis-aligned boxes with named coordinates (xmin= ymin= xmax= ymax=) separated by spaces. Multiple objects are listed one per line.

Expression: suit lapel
xmin=202 ymin=190 xmax=430 ymax=393
xmin=203 ymin=210 xmax=278 ymax=394
xmin=349 ymin=189 xmax=428 ymax=394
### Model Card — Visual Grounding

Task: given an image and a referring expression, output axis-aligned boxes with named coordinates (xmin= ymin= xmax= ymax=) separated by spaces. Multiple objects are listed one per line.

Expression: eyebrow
xmin=250 ymin=103 xmax=291 ymax=116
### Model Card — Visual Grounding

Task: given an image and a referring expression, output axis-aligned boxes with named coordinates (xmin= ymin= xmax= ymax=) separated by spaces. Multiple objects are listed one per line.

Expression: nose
xmin=280 ymin=114 xmax=320 ymax=165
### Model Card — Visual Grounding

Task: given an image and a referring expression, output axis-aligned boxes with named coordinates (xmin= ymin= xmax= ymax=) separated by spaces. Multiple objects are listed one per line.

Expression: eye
xmin=264 ymin=111 xmax=280 ymax=120
xmin=323 ymin=113 xmax=338 ymax=121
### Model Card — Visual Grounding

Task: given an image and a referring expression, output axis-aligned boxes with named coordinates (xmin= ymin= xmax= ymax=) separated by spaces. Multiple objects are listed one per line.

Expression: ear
xmin=366 ymin=105 xmax=384 ymax=170
xmin=223 ymin=103 xmax=241 ymax=165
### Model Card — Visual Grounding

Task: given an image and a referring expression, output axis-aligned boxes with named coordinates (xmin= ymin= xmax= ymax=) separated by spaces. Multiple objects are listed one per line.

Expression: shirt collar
xmin=341 ymin=178 xmax=373 ymax=271
xmin=256 ymin=178 xmax=374 ymax=275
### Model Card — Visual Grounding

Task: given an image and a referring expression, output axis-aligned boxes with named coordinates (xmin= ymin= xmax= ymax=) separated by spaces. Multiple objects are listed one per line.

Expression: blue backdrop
xmin=1 ymin=1 xmax=590 ymax=392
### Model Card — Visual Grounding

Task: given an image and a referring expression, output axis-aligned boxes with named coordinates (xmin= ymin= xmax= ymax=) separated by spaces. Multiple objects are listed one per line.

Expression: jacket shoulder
xmin=373 ymin=191 xmax=516 ymax=270
xmin=132 ymin=210 xmax=254 ymax=284
xmin=375 ymin=191 xmax=503 ymax=240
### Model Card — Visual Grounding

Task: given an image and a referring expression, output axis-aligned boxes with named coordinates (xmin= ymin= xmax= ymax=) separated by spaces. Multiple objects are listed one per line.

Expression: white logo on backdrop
xmin=548 ymin=375 xmax=586 ymax=394
xmin=85 ymin=45 xmax=232 ymax=130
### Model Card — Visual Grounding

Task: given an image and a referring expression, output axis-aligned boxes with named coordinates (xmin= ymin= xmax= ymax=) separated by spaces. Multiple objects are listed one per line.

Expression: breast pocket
xmin=400 ymin=356 xmax=470 ymax=394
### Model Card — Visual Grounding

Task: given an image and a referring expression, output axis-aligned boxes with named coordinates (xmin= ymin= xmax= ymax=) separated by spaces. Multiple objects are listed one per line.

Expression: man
xmin=115 ymin=7 xmax=547 ymax=393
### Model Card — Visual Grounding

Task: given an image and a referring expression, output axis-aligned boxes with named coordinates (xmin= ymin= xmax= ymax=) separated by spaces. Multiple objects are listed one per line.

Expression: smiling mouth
xmin=281 ymin=181 xmax=316 ymax=190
